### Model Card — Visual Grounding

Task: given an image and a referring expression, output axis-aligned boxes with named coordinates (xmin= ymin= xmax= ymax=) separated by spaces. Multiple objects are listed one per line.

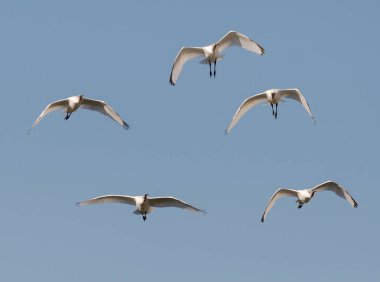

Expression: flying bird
xmin=225 ymin=88 xmax=315 ymax=134
xmin=77 ymin=194 xmax=205 ymax=221
xmin=261 ymin=181 xmax=358 ymax=223
xmin=29 ymin=95 xmax=130 ymax=132
xmin=169 ymin=31 xmax=265 ymax=85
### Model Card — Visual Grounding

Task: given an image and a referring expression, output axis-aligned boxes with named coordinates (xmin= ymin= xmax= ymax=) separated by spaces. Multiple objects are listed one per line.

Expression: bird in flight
xmin=169 ymin=31 xmax=265 ymax=85
xmin=225 ymin=88 xmax=315 ymax=134
xmin=77 ymin=193 xmax=205 ymax=221
xmin=261 ymin=181 xmax=358 ymax=223
xmin=29 ymin=95 xmax=130 ymax=132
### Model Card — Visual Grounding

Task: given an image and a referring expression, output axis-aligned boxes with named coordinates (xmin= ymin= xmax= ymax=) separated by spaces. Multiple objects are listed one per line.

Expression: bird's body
xmin=261 ymin=181 xmax=358 ymax=222
xmin=296 ymin=189 xmax=314 ymax=205
xmin=169 ymin=31 xmax=265 ymax=85
xmin=201 ymin=44 xmax=220 ymax=63
xmin=65 ymin=95 xmax=82 ymax=116
xmin=225 ymin=88 xmax=315 ymax=134
xmin=29 ymin=95 xmax=130 ymax=131
xmin=77 ymin=194 xmax=205 ymax=221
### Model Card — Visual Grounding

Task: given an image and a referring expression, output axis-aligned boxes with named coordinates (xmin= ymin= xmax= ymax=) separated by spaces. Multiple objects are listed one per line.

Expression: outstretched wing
xmin=30 ymin=99 xmax=69 ymax=130
xmin=169 ymin=47 xmax=205 ymax=85
xmin=148 ymin=196 xmax=205 ymax=213
xmin=261 ymin=188 xmax=299 ymax=223
xmin=216 ymin=31 xmax=265 ymax=55
xmin=278 ymin=89 xmax=315 ymax=124
xmin=80 ymin=98 xmax=130 ymax=129
xmin=311 ymin=181 xmax=358 ymax=208
xmin=76 ymin=195 xmax=136 ymax=207
xmin=225 ymin=93 xmax=267 ymax=134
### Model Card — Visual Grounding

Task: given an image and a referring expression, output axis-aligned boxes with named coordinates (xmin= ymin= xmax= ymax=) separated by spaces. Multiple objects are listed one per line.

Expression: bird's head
xmin=144 ymin=193 xmax=149 ymax=200
xmin=79 ymin=95 xmax=84 ymax=101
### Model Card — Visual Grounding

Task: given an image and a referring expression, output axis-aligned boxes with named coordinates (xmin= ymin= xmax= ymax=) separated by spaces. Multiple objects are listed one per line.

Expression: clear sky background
xmin=0 ymin=0 xmax=379 ymax=281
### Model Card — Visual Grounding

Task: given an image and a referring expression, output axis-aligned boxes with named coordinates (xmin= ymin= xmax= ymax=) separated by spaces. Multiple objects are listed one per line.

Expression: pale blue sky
xmin=0 ymin=0 xmax=379 ymax=281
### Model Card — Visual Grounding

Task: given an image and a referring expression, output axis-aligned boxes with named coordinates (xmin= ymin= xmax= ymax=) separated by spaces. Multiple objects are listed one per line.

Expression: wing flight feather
xmin=311 ymin=181 xmax=358 ymax=208
xmin=225 ymin=93 xmax=267 ymax=134
xmin=169 ymin=47 xmax=205 ymax=85
xmin=261 ymin=189 xmax=299 ymax=222
xmin=216 ymin=31 xmax=265 ymax=55
xmin=77 ymin=195 xmax=136 ymax=206
xmin=148 ymin=196 xmax=205 ymax=213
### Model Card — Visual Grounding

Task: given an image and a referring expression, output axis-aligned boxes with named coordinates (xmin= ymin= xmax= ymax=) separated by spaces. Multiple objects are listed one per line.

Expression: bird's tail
xmin=217 ymin=55 xmax=225 ymax=61
xmin=198 ymin=55 xmax=224 ymax=64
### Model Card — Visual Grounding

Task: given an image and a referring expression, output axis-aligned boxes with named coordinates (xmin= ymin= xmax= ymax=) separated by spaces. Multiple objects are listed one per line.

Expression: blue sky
xmin=1 ymin=0 xmax=379 ymax=281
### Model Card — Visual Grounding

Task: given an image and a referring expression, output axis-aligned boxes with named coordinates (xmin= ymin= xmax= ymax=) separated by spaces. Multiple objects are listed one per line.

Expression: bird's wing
xmin=80 ymin=98 xmax=130 ymax=129
xmin=261 ymin=188 xmax=299 ymax=222
xmin=148 ymin=197 xmax=205 ymax=213
xmin=216 ymin=31 xmax=265 ymax=55
xmin=225 ymin=93 xmax=267 ymax=134
xmin=169 ymin=47 xmax=205 ymax=85
xmin=311 ymin=181 xmax=358 ymax=208
xmin=76 ymin=195 xmax=136 ymax=206
xmin=30 ymin=99 xmax=69 ymax=129
xmin=278 ymin=89 xmax=315 ymax=123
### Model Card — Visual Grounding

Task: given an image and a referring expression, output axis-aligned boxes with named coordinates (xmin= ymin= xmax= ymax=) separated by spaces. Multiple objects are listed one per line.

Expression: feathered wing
xmin=225 ymin=93 xmax=267 ymax=134
xmin=30 ymin=99 xmax=69 ymax=130
xmin=169 ymin=47 xmax=205 ymax=85
xmin=261 ymin=189 xmax=299 ymax=222
xmin=216 ymin=31 xmax=265 ymax=55
xmin=148 ymin=197 xmax=205 ymax=213
xmin=311 ymin=181 xmax=358 ymax=208
xmin=76 ymin=195 xmax=136 ymax=207
xmin=279 ymin=89 xmax=315 ymax=124
xmin=80 ymin=98 xmax=130 ymax=129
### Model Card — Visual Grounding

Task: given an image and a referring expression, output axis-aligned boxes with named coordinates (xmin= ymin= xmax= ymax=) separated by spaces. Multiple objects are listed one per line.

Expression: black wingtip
xmin=75 ymin=202 xmax=81 ymax=207
xmin=169 ymin=72 xmax=175 ymax=86
xmin=259 ymin=45 xmax=266 ymax=55
xmin=261 ymin=217 xmax=265 ymax=223
xmin=123 ymin=123 xmax=131 ymax=130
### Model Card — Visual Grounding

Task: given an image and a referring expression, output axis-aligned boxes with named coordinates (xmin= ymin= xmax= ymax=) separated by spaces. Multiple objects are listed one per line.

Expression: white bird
xmin=29 ymin=95 xmax=130 ymax=131
xmin=261 ymin=181 xmax=358 ymax=223
xmin=225 ymin=88 xmax=315 ymax=134
xmin=169 ymin=31 xmax=265 ymax=85
xmin=77 ymin=193 xmax=205 ymax=221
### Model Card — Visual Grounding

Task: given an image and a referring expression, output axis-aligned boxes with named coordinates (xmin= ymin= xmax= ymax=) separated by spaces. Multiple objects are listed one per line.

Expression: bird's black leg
xmin=275 ymin=103 xmax=278 ymax=119
xmin=213 ymin=59 xmax=217 ymax=77
xmin=298 ymin=203 xmax=303 ymax=209
xmin=142 ymin=214 xmax=147 ymax=221
xmin=209 ymin=61 xmax=212 ymax=78
xmin=65 ymin=112 xmax=71 ymax=120
xmin=270 ymin=103 xmax=275 ymax=117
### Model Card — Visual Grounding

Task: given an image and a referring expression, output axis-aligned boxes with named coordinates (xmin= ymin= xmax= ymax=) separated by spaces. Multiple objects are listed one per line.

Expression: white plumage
xmin=261 ymin=181 xmax=358 ymax=223
xmin=29 ymin=95 xmax=130 ymax=131
xmin=169 ymin=31 xmax=265 ymax=85
xmin=77 ymin=193 xmax=205 ymax=221
xmin=226 ymin=88 xmax=315 ymax=134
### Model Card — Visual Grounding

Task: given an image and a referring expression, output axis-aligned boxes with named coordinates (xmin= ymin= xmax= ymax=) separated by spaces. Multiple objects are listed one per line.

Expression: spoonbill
xmin=225 ymin=88 xmax=315 ymax=134
xmin=29 ymin=95 xmax=130 ymax=132
xmin=77 ymin=193 xmax=205 ymax=221
xmin=261 ymin=181 xmax=358 ymax=223
xmin=169 ymin=31 xmax=265 ymax=85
